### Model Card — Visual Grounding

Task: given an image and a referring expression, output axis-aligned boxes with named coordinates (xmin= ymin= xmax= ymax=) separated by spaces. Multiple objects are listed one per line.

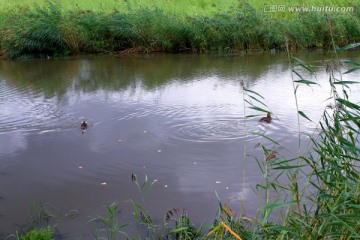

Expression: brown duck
xmin=80 ymin=121 xmax=88 ymax=130
xmin=259 ymin=112 xmax=272 ymax=123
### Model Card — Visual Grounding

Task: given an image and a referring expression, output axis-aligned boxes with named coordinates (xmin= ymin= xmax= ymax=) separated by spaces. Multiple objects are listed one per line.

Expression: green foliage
xmin=14 ymin=226 xmax=54 ymax=240
xmin=251 ymin=43 xmax=360 ymax=239
xmin=1 ymin=1 xmax=360 ymax=58
xmin=187 ymin=3 xmax=260 ymax=52
xmin=70 ymin=10 xmax=113 ymax=53
xmin=7 ymin=202 xmax=56 ymax=240
xmin=131 ymin=173 xmax=157 ymax=201
xmin=90 ymin=202 xmax=129 ymax=240
xmin=165 ymin=209 xmax=200 ymax=240
xmin=1 ymin=2 xmax=78 ymax=58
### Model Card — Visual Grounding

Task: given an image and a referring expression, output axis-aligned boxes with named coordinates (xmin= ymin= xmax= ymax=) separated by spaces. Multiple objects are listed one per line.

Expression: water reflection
xmin=0 ymin=53 xmax=300 ymax=95
xmin=0 ymin=51 xmax=359 ymax=238
xmin=0 ymin=132 xmax=27 ymax=156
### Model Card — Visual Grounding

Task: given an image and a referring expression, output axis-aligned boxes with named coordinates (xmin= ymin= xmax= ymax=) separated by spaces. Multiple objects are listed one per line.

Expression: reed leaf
xmin=248 ymin=106 xmax=269 ymax=113
xmin=298 ymin=110 xmax=313 ymax=122
xmin=343 ymin=67 xmax=360 ymax=74
xmin=294 ymin=79 xmax=317 ymax=85
xmin=250 ymin=131 xmax=279 ymax=145
xmin=336 ymin=42 xmax=360 ymax=51
xmin=293 ymin=56 xmax=315 ymax=73
xmin=336 ymin=98 xmax=360 ymax=110
xmin=333 ymin=80 xmax=359 ymax=84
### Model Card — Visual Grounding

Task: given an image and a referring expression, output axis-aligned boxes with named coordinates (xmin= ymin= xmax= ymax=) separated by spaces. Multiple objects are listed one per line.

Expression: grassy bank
xmin=0 ymin=0 xmax=360 ymax=58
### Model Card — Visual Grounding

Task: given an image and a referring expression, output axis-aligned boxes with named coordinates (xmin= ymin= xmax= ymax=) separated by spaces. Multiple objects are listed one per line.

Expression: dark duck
xmin=259 ymin=112 xmax=272 ymax=123
xmin=80 ymin=121 xmax=88 ymax=130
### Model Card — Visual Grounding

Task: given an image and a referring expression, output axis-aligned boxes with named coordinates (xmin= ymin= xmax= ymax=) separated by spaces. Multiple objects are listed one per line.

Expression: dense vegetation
xmin=0 ymin=0 xmax=360 ymax=58
xmin=0 ymin=0 xmax=355 ymax=17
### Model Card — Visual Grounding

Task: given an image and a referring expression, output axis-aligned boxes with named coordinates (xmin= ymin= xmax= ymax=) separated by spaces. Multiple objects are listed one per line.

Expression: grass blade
xmin=298 ymin=110 xmax=313 ymax=122
xmin=336 ymin=43 xmax=360 ymax=51
xmin=343 ymin=67 xmax=360 ymax=74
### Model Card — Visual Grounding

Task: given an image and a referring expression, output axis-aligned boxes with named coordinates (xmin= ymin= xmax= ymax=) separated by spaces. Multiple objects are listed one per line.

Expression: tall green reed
xmin=129 ymin=173 xmax=201 ymax=239
xmin=253 ymin=41 xmax=360 ymax=239
xmin=90 ymin=202 xmax=129 ymax=240
xmin=1 ymin=2 xmax=79 ymax=59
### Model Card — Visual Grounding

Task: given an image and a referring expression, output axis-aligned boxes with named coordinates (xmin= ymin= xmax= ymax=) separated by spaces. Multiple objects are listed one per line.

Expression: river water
xmin=0 ymin=51 xmax=359 ymax=238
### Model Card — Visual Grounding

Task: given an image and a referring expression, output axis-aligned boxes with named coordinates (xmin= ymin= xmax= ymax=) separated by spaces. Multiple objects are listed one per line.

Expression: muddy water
xmin=0 ymin=52 xmax=359 ymax=238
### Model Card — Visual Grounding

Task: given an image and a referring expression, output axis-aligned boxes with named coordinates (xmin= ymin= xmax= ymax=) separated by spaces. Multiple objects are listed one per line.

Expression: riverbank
xmin=0 ymin=0 xmax=359 ymax=59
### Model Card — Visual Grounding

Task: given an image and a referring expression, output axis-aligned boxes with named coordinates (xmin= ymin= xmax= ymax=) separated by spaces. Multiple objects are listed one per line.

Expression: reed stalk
xmin=241 ymin=80 xmax=247 ymax=216
xmin=285 ymin=37 xmax=303 ymax=217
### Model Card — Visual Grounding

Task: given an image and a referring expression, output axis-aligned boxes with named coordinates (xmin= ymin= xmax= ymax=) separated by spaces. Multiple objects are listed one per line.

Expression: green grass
xmin=0 ymin=0 xmax=238 ymax=16
xmin=1 ymin=0 xmax=360 ymax=59
xmin=6 ymin=202 xmax=56 ymax=240
xmin=13 ymin=227 xmax=54 ymax=240
xmin=0 ymin=0 xmax=356 ymax=17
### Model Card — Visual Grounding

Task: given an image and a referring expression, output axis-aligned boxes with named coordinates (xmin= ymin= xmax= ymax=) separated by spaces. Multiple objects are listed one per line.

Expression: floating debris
xmin=65 ymin=210 xmax=80 ymax=219
xmin=157 ymin=149 xmax=162 ymax=153
xmin=216 ymin=181 xmax=221 ymax=184
xmin=78 ymin=166 xmax=83 ymax=169
xmin=164 ymin=185 xmax=168 ymax=188
xmin=131 ymin=173 xmax=137 ymax=182
xmin=194 ymin=162 xmax=197 ymax=165
xmin=226 ymin=187 xmax=229 ymax=190
xmin=144 ymin=130 xmax=147 ymax=133
xmin=118 ymin=139 xmax=122 ymax=142
xmin=101 ymin=182 xmax=107 ymax=185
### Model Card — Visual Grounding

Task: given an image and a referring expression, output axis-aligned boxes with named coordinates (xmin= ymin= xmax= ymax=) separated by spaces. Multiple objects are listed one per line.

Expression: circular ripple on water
xmin=0 ymin=82 xmax=76 ymax=133
xmin=116 ymin=102 xmax=261 ymax=143
xmin=168 ymin=118 xmax=259 ymax=143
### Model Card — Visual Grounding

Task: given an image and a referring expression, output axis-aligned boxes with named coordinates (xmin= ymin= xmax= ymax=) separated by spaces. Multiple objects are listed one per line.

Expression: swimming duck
xmin=259 ymin=112 xmax=272 ymax=123
xmin=80 ymin=121 xmax=88 ymax=130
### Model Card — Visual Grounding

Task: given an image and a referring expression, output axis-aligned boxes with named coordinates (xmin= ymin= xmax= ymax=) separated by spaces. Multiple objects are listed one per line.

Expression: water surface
xmin=0 ymin=52 xmax=359 ymax=238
